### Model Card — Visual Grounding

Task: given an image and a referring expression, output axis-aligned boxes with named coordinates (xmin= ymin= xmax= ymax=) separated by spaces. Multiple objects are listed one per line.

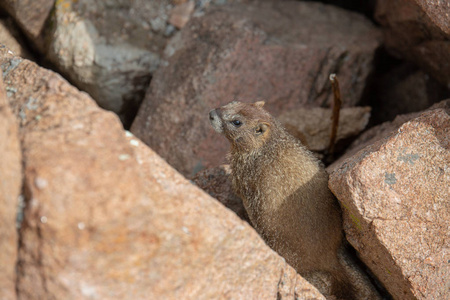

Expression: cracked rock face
xmin=328 ymin=105 xmax=450 ymax=299
xmin=131 ymin=1 xmax=381 ymax=176
xmin=0 ymin=48 xmax=325 ymax=300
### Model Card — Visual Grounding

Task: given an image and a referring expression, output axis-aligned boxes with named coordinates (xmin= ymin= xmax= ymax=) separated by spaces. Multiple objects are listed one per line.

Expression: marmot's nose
xmin=209 ymin=109 xmax=218 ymax=121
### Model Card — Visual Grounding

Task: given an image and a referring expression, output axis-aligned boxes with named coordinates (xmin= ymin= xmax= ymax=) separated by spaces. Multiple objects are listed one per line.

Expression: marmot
xmin=209 ymin=101 xmax=380 ymax=300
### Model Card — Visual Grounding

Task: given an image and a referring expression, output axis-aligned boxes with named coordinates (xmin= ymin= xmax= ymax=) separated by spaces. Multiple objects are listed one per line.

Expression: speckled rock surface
xmin=0 ymin=67 xmax=22 ymax=300
xmin=329 ymin=107 xmax=450 ymax=299
xmin=131 ymin=1 xmax=381 ymax=176
xmin=375 ymin=0 xmax=450 ymax=87
xmin=414 ymin=0 xmax=450 ymax=35
xmin=329 ymin=99 xmax=450 ymax=170
xmin=0 ymin=48 xmax=325 ymax=300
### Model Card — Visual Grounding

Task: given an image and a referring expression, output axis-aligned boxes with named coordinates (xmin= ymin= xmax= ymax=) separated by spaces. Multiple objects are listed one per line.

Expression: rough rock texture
xmin=0 ymin=48 xmax=325 ymax=299
xmin=0 ymin=67 xmax=22 ymax=300
xmin=131 ymin=1 xmax=381 ymax=176
xmin=330 ymin=99 xmax=450 ymax=169
xmin=328 ymin=107 xmax=450 ymax=299
xmin=191 ymin=165 xmax=250 ymax=223
xmin=278 ymin=106 xmax=371 ymax=152
xmin=0 ymin=0 xmax=54 ymax=50
xmin=375 ymin=0 xmax=450 ymax=87
xmin=414 ymin=0 xmax=450 ymax=35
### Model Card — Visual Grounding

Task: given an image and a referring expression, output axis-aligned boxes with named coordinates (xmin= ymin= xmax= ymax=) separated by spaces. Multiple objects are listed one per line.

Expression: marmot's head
xmin=209 ymin=101 xmax=273 ymax=152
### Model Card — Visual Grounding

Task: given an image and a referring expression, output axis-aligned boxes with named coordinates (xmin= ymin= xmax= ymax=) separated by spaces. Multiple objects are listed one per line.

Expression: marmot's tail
xmin=303 ymin=268 xmax=357 ymax=300
xmin=336 ymin=245 xmax=383 ymax=300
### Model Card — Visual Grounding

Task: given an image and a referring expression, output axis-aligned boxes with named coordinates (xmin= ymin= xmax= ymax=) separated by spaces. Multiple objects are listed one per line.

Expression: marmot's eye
xmin=231 ymin=120 xmax=242 ymax=127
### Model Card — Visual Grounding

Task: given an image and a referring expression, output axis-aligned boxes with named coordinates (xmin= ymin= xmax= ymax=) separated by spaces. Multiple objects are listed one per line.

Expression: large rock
xmin=328 ymin=107 xmax=450 ymax=299
xmin=131 ymin=1 xmax=381 ymax=176
xmin=0 ymin=48 xmax=325 ymax=299
xmin=375 ymin=0 xmax=450 ymax=87
xmin=0 ymin=66 xmax=22 ymax=300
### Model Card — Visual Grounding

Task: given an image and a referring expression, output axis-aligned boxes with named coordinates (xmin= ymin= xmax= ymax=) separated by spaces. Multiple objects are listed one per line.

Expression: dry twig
xmin=327 ymin=73 xmax=341 ymax=157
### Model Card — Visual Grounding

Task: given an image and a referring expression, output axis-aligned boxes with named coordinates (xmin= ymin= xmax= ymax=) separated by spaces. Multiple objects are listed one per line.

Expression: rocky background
xmin=0 ymin=0 xmax=448 ymax=299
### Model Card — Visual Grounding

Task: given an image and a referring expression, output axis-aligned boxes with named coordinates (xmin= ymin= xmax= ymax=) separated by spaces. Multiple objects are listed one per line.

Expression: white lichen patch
xmin=78 ymin=222 xmax=86 ymax=230
xmin=118 ymin=154 xmax=131 ymax=161
xmin=35 ymin=177 xmax=48 ymax=190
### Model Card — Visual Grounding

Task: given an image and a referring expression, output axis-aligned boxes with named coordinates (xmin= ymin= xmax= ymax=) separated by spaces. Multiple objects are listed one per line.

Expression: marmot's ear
xmin=255 ymin=122 xmax=270 ymax=135
xmin=254 ymin=101 xmax=265 ymax=108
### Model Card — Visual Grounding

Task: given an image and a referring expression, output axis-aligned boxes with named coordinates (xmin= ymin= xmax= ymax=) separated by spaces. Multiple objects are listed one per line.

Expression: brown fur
xmin=209 ymin=101 xmax=380 ymax=300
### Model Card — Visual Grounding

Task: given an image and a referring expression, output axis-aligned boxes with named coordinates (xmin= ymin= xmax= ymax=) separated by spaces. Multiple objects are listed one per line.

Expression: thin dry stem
xmin=328 ymin=73 xmax=342 ymax=157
